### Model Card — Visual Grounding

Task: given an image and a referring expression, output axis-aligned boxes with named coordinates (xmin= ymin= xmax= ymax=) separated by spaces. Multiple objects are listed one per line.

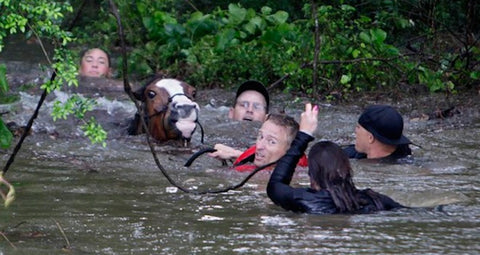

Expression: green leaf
xmin=215 ymin=28 xmax=235 ymax=51
xmin=340 ymin=4 xmax=356 ymax=12
xmin=370 ymin=28 xmax=387 ymax=44
xmin=244 ymin=16 xmax=263 ymax=34
xmin=0 ymin=119 xmax=13 ymax=149
xmin=0 ymin=64 xmax=8 ymax=93
xmin=352 ymin=49 xmax=361 ymax=58
xmin=268 ymin=11 xmax=289 ymax=24
xmin=470 ymin=71 xmax=480 ymax=80
xmin=340 ymin=74 xmax=351 ymax=84
xmin=228 ymin=4 xmax=247 ymax=25
xmin=82 ymin=118 xmax=107 ymax=147
xmin=359 ymin=31 xmax=370 ymax=43
xmin=260 ymin=6 xmax=272 ymax=15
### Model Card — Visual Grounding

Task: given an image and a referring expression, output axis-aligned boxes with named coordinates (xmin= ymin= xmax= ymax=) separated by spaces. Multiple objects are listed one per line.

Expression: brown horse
xmin=128 ymin=76 xmax=200 ymax=143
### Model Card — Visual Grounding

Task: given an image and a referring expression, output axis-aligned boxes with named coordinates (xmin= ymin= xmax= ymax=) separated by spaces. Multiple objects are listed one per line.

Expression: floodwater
xmin=1 ymin=39 xmax=480 ymax=254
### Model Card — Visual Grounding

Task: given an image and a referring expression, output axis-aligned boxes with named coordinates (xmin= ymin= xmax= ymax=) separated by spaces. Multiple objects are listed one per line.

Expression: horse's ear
xmin=133 ymin=86 xmax=146 ymax=101
xmin=182 ymin=82 xmax=196 ymax=99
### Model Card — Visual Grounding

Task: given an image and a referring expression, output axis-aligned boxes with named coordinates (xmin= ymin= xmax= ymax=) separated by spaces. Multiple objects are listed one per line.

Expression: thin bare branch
xmin=0 ymin=231 xmax=17 ymax=249
xmin=54 ymin=219 xmax=71 ymax=249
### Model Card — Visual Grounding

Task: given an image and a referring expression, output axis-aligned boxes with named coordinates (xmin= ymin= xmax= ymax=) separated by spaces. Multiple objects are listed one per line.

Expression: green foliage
xmin=51 ymin=95 xmax=107 ymax=147
xmin=82 ymin=117 xmax=107 ymax=147
xmin=51 ymin=95 xmax=95 ymax=120
xmin=0 ymin=64 xmax=13 ymax=149
xmin=0 ymin=119 xmax=13 ymax=149
xmin=0 ymin=0 xmax=108 ymax=150
xmin=0 ymin=64 xmax=7 ymax=93
xmin=68 ymin=0 xmax=479 ymax=98
xmin=183 ymin=4 xmax=303 ymax=87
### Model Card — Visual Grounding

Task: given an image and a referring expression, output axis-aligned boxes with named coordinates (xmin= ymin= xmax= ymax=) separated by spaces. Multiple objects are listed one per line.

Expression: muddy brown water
xmin=1 ymin=39 xmax=480 ymax=254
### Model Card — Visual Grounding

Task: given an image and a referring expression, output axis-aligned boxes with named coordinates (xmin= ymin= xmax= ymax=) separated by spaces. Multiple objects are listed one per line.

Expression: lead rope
xmin=109 ymin=1 xmax=270 ymax=194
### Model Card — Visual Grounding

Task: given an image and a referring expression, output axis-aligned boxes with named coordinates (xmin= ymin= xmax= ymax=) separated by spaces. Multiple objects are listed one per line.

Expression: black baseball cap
xmin=235 ymin=80 xmax=269 ymax=112
xmin=358 ymin=105 xmax=411 ymax=145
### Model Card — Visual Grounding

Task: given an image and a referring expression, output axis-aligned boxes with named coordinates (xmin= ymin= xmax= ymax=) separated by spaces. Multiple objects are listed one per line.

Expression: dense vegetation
xmin=1 ymin=0 xmax=479 ymax=150
xmin=70 ymin=0 xmax=479 ymax=96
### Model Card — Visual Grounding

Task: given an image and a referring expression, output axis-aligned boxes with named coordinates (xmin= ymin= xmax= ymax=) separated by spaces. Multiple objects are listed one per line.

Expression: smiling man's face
xmin=228 ymin=90 xmax=267 ymax=122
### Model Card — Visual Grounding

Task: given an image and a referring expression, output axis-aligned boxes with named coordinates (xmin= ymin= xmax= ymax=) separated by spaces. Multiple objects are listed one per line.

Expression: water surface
xmin=1 ymin=39 xmax=479 ymax=254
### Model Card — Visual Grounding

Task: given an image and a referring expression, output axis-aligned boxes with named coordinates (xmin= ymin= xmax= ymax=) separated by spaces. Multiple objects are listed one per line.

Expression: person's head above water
xmin=354 ymin=105 xmax=411 ymax=159
xmin=253 ymin=113 xmax=298 ymax=166
xmin=228 ymin=80 xmax=269 ymax=122
xmin=308 ymin=141 xmax=354 ymax=192
xmin=79 ymin=48 xmax=112 ymax=78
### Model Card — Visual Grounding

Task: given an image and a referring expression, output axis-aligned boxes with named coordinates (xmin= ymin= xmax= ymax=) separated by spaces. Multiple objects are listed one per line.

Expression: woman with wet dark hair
xmin=267 ymin=103 xmax=405 ymax=214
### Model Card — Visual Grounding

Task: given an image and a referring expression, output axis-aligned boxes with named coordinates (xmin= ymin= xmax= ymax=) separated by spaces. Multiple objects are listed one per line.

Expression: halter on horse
xmin=128 ymin=76 xmax=201 ymax=144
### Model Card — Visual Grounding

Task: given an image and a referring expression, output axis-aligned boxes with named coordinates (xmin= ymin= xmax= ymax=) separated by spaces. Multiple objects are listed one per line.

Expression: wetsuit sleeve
xmin=342 ymin=144 xmax=367 ymax=159
xmin=359 ymin=188 xmax=407 ymax=212
xmin=267 ymin=132 xmax=314 ymax=211
xmin=378 ymin=192 xmax=405 ymax=209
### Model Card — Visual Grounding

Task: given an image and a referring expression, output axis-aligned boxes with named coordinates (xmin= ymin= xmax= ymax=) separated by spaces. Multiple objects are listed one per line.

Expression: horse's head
xmin=132 ymin=77 xmax=200 ymax=143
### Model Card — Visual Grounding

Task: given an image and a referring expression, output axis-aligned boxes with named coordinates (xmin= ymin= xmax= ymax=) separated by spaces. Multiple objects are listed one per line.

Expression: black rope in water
xmin=184 ymin=147 xmax=217 ymax=167
xmin=190 ymin=162 xmax=276 ymax=195
xmin=196 ymin=119 xmax=205 ymax=144
xmin=109 ymin=0 xmax=275 ymax=194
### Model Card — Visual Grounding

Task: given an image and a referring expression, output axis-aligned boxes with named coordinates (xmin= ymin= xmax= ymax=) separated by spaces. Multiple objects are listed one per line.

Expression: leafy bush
xmin=1 ymin=0 xmax=107 ymax=148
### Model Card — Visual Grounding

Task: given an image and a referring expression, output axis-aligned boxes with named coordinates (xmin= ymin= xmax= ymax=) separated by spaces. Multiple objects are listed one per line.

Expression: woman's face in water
xmin=79 ymin=48 xmax=111 ymax=78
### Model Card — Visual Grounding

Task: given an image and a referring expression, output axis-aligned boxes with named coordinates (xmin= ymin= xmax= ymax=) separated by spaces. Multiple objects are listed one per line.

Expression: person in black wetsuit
xmin=343 ymin=105 xmax=412 ymax=163
xmin=267 ymin=103 xmax=405 ymax=214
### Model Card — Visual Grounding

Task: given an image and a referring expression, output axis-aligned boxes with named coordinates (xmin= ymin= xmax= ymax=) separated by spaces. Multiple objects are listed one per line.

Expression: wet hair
xmin=265 ymin=113 xmax=299 ymax=145
xmin=308 ymin=141 xmax=386 ymax=213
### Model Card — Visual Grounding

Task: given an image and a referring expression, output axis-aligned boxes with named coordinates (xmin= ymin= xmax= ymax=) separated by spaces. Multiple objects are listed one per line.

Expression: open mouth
xmin=255 ymin=152 xmax=264 ymax=160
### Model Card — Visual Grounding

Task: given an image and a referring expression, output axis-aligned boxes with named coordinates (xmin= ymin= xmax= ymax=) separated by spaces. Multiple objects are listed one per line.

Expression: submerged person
xmin=208 ymin=80 xmax=271 ymax=164
xmin=78 ymin=48 xmax=112 ymax=78
xmin=209 ymin=113 xmax=308 ymax=172
xmin=267 ymin=103 xmax=405 ymax=214
xmin=228 ymin=80 xmax=269 ymax=122
xmin=343 ymin=105 xmax=412 ymax=162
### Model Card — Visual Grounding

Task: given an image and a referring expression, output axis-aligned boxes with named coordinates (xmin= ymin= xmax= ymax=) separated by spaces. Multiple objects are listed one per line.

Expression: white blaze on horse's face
xmin=155 ymin=79 xmax=200 ymax=139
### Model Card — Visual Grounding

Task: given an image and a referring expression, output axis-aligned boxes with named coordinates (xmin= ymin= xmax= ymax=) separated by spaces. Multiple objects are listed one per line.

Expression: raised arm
xmin=267 ymin=103 xmax=318 ymax=210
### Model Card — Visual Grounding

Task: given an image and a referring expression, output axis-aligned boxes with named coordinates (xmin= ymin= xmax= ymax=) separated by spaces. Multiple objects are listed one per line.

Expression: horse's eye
xmin=147 ymin=90 xmax=156 ymax=99
xmin=191 ymin=90 xmax=196 ymax=99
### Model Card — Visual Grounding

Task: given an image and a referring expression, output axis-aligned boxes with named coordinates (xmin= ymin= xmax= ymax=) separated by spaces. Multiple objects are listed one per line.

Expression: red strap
xmin=233 ymin=145 xmax=257 ymax=166
xmin=298 ymin=154 xmax=308 ymax=167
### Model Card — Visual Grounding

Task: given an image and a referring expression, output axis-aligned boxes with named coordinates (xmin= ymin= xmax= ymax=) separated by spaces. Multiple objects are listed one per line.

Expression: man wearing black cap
xmin=343 ymin=105 xmax=412 ymax=161
xmin=208 ymin=80 xmax=270 ymax=161
xmin=228 ymin=80 xmax=269 ymax=122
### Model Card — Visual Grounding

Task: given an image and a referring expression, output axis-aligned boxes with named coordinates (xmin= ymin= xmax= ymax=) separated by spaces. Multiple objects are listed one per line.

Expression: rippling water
xmin=0 ymin=85 xmax=479 ymax=254
xmin=1 ymin=42 xmax=480 ymax=254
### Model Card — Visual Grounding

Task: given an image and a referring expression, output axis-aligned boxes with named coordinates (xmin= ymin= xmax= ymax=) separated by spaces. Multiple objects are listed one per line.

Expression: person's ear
xmin=262 ymin=114 xmax=268 ymax=122
xmin=228 ymin=107 xmax=234 ymax=119
xmin=367 ymin=132 xmax=375 ymax=144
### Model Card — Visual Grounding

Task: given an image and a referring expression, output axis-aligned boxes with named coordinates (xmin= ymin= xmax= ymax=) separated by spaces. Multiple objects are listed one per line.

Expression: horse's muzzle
xmin=170 ymin=103 xmax=199 ymax=139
